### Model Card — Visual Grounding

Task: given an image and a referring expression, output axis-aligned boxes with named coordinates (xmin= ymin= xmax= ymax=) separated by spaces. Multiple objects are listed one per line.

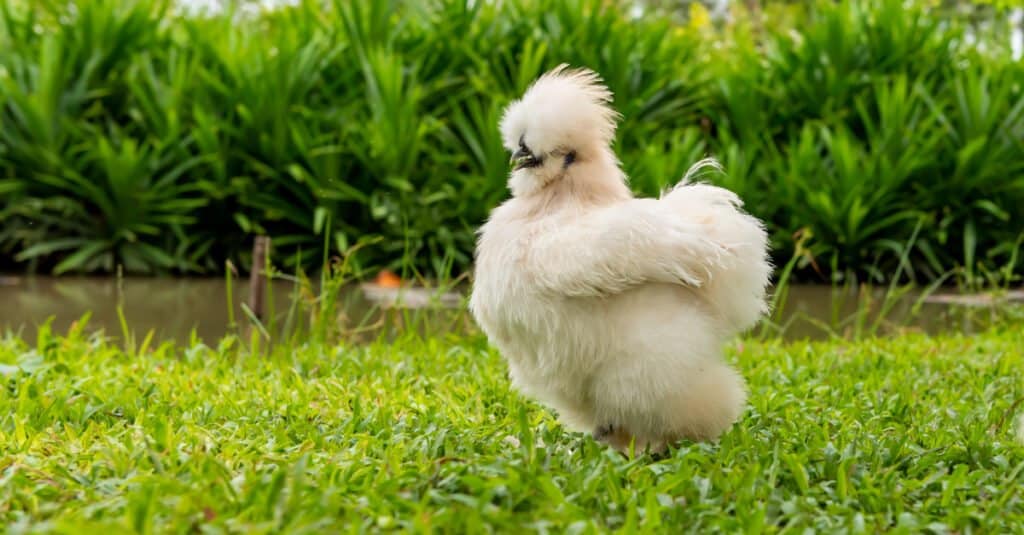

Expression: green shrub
xmin=0 ymin=0 xmax=1021 ymax=284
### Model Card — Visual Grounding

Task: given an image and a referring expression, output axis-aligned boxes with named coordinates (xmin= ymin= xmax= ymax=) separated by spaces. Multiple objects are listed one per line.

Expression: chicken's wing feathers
xmin=526 ymin=199 xmax=729 ymax=298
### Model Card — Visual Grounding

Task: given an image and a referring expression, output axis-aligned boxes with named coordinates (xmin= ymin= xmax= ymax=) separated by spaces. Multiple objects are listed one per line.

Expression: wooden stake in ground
xmin=249 ymin=236 xmax=270 ymax=322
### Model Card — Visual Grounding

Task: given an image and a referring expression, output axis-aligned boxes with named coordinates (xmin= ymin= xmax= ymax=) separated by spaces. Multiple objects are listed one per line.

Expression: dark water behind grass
xmin=1 ymin=276 xmax=1020 ymax=344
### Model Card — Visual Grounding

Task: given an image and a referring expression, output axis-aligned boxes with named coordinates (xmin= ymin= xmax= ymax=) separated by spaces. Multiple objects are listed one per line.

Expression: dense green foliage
xmin=1 ymin=318 xmax=1023 ymax=531
xmin=1 ymin=0 xmax=1022 ymax=283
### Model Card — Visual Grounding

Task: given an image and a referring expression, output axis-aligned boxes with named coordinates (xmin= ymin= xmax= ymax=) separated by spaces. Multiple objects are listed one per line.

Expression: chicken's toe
xmin=592 ymin=423 xmax=616 ymax=441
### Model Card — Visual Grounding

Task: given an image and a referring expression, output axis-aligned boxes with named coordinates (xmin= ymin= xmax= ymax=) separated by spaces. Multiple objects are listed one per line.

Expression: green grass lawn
xmin=2 ymin=318 xmax=1024 ymax=533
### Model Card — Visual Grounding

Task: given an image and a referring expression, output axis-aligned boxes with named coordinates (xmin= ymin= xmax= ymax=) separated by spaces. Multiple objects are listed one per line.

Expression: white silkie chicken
xmin=469 ymin=65 xmax=772 ymax=454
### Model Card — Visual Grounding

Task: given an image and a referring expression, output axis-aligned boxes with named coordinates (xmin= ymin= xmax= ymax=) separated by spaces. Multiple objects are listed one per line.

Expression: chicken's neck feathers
xmin=520 ymin=151 xmax=632 ymax=217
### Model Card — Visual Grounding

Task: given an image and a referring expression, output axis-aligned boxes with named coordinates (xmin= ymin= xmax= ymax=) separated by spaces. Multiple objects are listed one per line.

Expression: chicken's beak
xmin=510 ymin=147 xmax=539 ymax=170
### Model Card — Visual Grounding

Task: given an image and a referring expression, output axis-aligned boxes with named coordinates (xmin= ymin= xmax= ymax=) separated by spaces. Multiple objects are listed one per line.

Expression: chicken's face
xmin=499 ymin=65 xmax=620 ymax=197
xmin=504 ymin=132 xmax=578 ymax=196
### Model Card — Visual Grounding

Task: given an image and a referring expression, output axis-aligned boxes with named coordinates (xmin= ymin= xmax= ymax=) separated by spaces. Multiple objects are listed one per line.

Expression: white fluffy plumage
xmin=469 ymin=65 xmax=772 ymax=454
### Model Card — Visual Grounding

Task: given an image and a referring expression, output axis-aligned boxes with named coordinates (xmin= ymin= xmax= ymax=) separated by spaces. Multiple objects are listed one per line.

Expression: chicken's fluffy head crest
xmin=500 ymin=65 xmax=619 ymax=170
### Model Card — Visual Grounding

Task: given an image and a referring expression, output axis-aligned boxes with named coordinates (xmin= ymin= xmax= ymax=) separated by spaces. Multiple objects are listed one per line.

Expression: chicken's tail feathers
xmin=677 ymin=157 xmax=725 ymax=186
xmin=661 ymin=157 xmax=744 ymax=210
